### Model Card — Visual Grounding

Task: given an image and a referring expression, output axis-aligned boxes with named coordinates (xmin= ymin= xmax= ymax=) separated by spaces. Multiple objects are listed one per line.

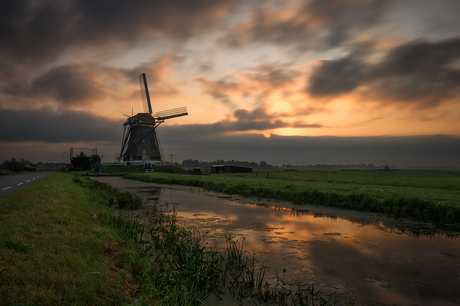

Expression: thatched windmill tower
xmin=116 ymin=73 xmax=188 ymax=165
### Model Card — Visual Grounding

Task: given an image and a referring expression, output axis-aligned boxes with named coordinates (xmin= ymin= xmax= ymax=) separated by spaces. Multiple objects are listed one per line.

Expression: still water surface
xmin=93 ymin=177 xmax=460 ymax=306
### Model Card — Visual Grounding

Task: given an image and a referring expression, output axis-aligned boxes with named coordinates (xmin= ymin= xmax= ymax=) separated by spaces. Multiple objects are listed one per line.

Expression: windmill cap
xmin=130 ymin=113 xmax=155 ymax=124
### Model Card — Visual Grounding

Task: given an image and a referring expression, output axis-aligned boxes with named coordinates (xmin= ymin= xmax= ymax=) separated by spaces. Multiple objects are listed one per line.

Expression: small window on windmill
xmin=142 ymin=139 xmax=145 ymax=143
xmin=133 ymin=139 xmax=135 ymax=143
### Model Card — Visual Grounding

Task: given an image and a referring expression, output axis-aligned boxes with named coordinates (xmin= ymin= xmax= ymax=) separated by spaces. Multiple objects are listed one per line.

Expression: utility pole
xmin=62 ymin=152 xmax=68 ymax=164
xmin=170 ymin=154 xmax=174 ymax=164
xmin=70 ymin=147 xmax=73 ymax=169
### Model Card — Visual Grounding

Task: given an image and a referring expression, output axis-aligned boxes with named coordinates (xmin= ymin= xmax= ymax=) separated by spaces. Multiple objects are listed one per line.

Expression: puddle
xmin=91 ymin=177 xmax=460 ymax=306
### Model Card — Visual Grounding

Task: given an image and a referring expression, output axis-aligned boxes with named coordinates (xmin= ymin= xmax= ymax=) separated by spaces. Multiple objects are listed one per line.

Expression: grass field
xmin=1 ymin=172 xmax=345 ymax=305
xmin=0 ymin=173 xmax=149 ymax=305
xmin=125 ymin=169 xmax=460 ymax=224
xmin=70 ymin=165 xmax=144 ymax=176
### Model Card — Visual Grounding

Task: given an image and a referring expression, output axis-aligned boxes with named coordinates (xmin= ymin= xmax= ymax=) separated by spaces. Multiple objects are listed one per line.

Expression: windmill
xmin=116 ymin=73 xmax=188 ymax=165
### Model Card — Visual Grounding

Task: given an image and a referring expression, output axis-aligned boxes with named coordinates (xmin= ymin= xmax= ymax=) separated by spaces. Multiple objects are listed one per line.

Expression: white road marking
xmin=2 ymin=187 xmax=11 ymax=190
xmin=18 ymin=183 xmax=23 ymax=186
xmin=27 ymin=180 xmax=30 ymax=182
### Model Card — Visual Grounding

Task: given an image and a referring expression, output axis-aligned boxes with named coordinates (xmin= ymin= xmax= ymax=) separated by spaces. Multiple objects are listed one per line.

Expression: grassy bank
xmin=1 ymin=172 xmax=348 ymax=305
xmin=0 ymin=172 xmax=151 ymax=305
xmin=125 ymin=170 xmax=460 ymax=224
xmin=70 ymin=165 xmax=144 ymax=176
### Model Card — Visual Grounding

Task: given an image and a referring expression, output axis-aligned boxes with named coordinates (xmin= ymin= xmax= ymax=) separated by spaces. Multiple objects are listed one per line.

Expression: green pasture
xmin=0 ymin=173 xmax=147 ymax=305
xmin=239 ymin=169 xmax=460 ymax=204
xmin=125 ymin=169 xmax=460 ymax=223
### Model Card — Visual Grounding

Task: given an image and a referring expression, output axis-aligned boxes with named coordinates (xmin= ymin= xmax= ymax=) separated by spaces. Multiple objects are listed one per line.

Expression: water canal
xmin=91 ymin=177 xmax=460 ymax=306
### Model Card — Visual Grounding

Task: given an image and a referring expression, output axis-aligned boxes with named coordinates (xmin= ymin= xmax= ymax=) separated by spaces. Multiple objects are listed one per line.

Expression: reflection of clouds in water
xmin=92 ymin=178 xmax=460 ymax=306
xmin=152 ymin=186 xmax=460 ymax=305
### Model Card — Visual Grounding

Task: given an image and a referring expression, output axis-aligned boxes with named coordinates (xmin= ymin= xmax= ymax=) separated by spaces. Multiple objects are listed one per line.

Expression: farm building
xmin=211 ymin=165 xmax=253 ymax=174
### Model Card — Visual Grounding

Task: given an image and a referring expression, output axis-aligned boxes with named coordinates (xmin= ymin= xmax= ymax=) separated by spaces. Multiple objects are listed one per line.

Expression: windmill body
xmin=117 ymin=73 xmax=187 ymax=165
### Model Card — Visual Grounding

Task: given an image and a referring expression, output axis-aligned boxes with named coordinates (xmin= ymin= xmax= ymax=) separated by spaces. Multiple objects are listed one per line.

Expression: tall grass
xmin=141 ymin=206 xmax=348 ymax=305
xmin=125 ymin=173 xmax=460 ymax=224
xmin=75 ymin=176 xmax=143 ymax=210
xmin=78 ymin=176 xmax=350 ymax=305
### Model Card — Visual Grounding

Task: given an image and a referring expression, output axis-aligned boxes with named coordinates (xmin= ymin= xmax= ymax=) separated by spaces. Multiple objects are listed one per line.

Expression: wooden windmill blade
xmin=155 ymin=106 xmax=188 ymax=120
xmin=139 ymin=73 xmax=153 ymax=114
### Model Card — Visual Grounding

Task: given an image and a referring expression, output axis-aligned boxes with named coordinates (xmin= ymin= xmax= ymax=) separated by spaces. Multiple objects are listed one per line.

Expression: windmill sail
xmin=139 ymin=73 xmax=152 ymax=114
xmin=156 ymin=106 xmax=188 ymax=120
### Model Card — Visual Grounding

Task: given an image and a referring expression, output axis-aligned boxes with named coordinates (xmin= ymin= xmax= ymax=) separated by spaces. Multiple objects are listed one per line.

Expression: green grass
xmin=125 ymin=169 xmax=460 ymax=223
xmin=100 ymin=165 xmax=144 ymax=174
xmin=3 ymin=238 xmax=31 ymax=253
xmin=71 ymin=165 xmax=144 ymax=176
xmin=0 ymin=172 xmax=351 ymax=305
xmin=0 ymin=173 xmax=149 ymax=305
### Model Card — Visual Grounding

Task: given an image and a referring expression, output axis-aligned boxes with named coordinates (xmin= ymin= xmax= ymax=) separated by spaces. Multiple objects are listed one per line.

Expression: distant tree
xmin=71 ymin=152 xmax=92 ymax=170
xmin=8 ymin=161 xmax=24 ymax=172
xmin=259 ymin=161 xmax=273 ymax=169
xmin=89 ymin=154 xmax=101 ymax=164
xmin=181 ymin=159 xmax=202 ymax=168
xmin=0 ymin=158 xmax=32 ymax=172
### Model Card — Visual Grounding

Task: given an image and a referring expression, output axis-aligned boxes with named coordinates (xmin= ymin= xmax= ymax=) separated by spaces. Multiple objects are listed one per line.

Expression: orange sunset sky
xmin=1 ymin=0 xmax=459 ymax=166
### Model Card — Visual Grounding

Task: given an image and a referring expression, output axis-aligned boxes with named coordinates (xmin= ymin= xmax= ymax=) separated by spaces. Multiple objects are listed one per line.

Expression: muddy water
xmin=92 ymin=177 xmax=460 ymax=306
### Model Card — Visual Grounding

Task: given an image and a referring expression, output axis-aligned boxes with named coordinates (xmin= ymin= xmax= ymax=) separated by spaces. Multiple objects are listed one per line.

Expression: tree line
xmin=180 ymin=159 xmax=274 ymax=169
xmin=0 ymin=158 xmax=35 ymax=172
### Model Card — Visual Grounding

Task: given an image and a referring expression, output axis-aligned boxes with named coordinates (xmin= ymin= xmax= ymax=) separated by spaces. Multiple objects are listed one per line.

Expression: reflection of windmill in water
xmin=116 ymin=73 xmax=188 ymax=165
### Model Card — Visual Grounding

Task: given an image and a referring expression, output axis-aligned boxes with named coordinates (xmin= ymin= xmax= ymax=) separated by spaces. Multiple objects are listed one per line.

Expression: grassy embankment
xmin=125 ymin=169 xmax=460 ymax=224
xmin=0 ymin=172 xmax=149 ymax=305
xmin=70 ymin=165 xmax=144 ymax=176
xmin=1 ymin=172 xmax=347 ymax=305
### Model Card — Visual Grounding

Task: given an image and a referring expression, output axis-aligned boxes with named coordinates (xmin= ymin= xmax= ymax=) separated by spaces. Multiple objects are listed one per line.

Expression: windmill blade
xmin=154 ymin=128 xmax=164 ymax=163
xmin=139 ymin=73 xmax=153 ymax=114
xmin=156 ymin=106 xmax=188 ymax=120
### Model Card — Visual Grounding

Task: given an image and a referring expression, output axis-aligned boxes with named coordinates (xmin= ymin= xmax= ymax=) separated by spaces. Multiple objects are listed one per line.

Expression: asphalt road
xmin=0 ymin=172 xmax=55 ymax=198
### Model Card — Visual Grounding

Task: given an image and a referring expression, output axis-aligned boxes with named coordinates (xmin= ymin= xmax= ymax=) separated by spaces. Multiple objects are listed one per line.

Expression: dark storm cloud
xmin=1 ymin=105 xmax=458 ymax=167
xmin=370 ymin=38 xmax=460 ymax=107
xmin=3 ymin=55 xmax=184 ymax=108
xmin=29 ymin=64 xmax=104 ymax=106
xmin=304 ymin=0 xmax=390 ymax=47
xmin=174 ymin=119 xmax=290 ymax=135
xmin=0 ymin=0 xmax=240 ymax=65
xmin=234 ymin=106 xmax=273 ymax=121
xmin=308 ymin=55 xmax=365 ymax=97
xmin=220 ymin=0 xmax=392 ymax=50
xmin=0 ymin=107 xmax=120 ymax=143
xmin=158 ymin=126 xmax=460 ymax=167
xmin=3 ymin=63 xmax=105 ymax=107
xmin=307 ymin=38 xmax=460 ymax=107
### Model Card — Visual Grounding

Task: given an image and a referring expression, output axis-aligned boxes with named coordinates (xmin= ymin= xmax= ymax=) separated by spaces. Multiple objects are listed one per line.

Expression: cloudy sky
xmin=1 ymin=0 xmax=459 ymax=167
